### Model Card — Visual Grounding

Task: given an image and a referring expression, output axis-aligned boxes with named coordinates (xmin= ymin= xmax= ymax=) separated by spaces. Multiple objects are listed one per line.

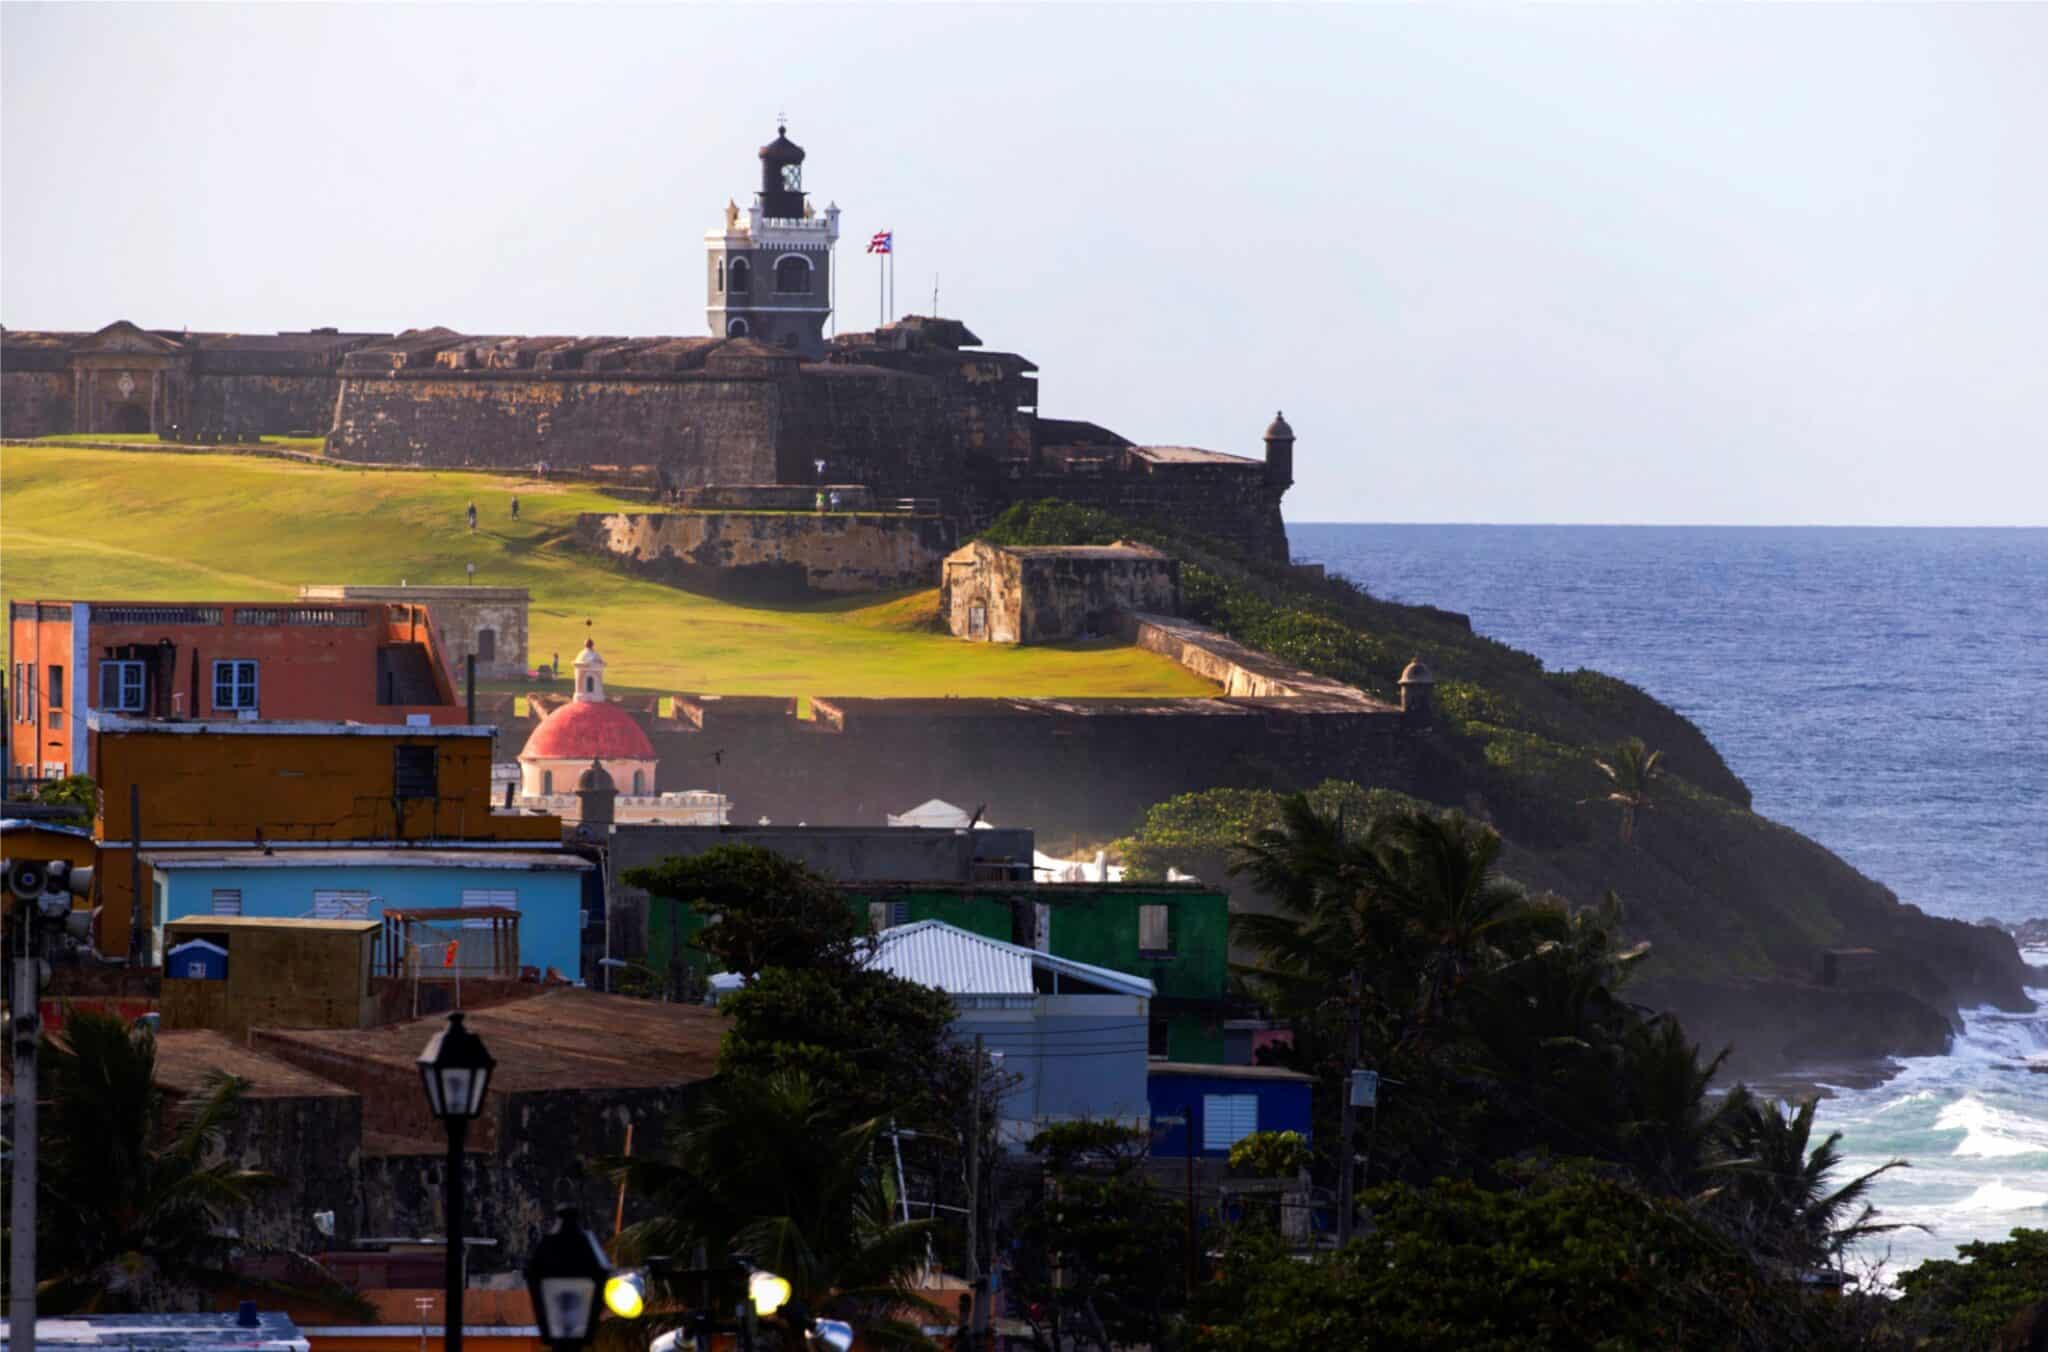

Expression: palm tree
xmin=1706 ymin=1094 xmax=1910 ymax=1273
xmin=1370 ymin=810 xmax=1547 ymax=1027
xmin=607 ymin=1071 xmax=940 ymax=1348
xmin=32 ymin=1011 xmax=276 ymax=1312
xmin=1589 ymin=737 xmax=1664 ymax=843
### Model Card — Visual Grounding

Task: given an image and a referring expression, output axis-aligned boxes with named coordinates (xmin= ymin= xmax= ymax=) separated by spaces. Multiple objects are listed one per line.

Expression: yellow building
xmin=89 ymin=712 xmax=561 ymax=963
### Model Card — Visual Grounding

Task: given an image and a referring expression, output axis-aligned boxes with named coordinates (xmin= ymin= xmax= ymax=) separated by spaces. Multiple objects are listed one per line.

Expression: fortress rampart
xmin=4 ymin=316 xmax=1295 ymax=562
xmin=492 ymin=688 xmax=1419 ymax=841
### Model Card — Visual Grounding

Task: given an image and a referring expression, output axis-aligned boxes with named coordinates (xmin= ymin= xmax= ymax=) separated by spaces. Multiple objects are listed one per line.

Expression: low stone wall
xmin=1120 ymin=612 xmax=1396 ymax=705
xmin=575 ymin=509 xmax=955 ymax=598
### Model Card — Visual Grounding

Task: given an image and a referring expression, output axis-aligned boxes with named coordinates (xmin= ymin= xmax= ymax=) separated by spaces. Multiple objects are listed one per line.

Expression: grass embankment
xmin=0 ymin=444 xmax=1213 ymax=699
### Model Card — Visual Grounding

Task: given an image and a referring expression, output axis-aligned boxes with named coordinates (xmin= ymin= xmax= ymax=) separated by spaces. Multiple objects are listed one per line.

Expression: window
xmin=968 ymin=604 xmax=986 ymax=637
xmin=868 ymin=900 xmax=911 ymax=932
xmin=774 ymin=255 xmax=812 ymax=295
xmin=461 ymin=888 xmax=517 ymax=929
xmin=728 ymin=257 xmax=751 ymax=294
xmin=1202 ymin=1094 xmax=1259 ymax=1151
xmin=48 ymin=665 xmax=63 ymax=710
xmin=312 ymin=890 xmax=371 ymax=919
xmin=394 ymin=745 xmax=438 ymax=800
xmin=715 ymin=259 xmax=725 ymax=293
xmin=1149 ymin=1018 xmax=1171 ymax=1059
xmin=210 ymin=889 xmax=243 ymax=916
xmin=100 ymin=660 xmax=147 ymax=711
xmin=476 ymin=627 xmax=496 ymax=662
xmin=1139 ymin=904 xmax=1173 ymax=955
xmin=726 ymin=317 xmax=750 ymax=338
xmin=11 ymin=664 xmax=25 ymax=721
xmin=631 ymin=769 xmax=646 ymax=795
xmin=541 ymin=769 xmax=555 ymax=795
xmin=212 ymin=660 xmax=258 ymax=711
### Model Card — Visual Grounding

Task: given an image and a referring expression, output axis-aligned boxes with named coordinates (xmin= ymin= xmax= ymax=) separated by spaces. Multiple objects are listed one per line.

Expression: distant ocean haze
xmin=1290 ymin=522 xmax=2048 ymax=1276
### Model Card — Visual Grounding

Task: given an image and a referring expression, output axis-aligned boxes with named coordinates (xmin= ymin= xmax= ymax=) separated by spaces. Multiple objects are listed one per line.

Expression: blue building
xmin=866 ymin=919 xmax=1156 ymax=1149
xmin=1148 ymin=1062 xmax=1315 ymax=1159
xmin=145 ymin=847 xmax=593 ymax=982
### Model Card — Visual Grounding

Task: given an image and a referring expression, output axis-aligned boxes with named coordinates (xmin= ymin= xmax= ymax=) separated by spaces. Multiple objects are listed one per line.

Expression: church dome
xmin=759 ymin=124 xmax=805 ymax=167
xmin=521 ymin=700 xmax=654 ymax=761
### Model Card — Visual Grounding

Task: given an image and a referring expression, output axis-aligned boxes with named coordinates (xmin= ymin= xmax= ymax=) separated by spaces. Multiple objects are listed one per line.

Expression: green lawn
xmin=0 ymin=443 xmax=1215 ymax=698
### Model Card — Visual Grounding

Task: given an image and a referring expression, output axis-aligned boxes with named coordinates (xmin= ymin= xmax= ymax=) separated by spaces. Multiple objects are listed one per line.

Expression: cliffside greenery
xmin=982 ymin=499 xmax=2032 ymax=1072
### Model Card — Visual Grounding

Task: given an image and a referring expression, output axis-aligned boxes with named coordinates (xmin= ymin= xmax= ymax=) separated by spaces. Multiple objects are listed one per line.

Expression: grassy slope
xmin=0 ymin=444 xmax=1214 ymax=699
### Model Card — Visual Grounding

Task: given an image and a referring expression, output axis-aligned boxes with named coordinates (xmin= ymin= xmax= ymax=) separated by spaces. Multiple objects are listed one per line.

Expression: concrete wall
xmin=956 ymin=994 xmax=1153 ymax=1148
xmin=186 ymin=373 xmax=340 ymax=436
xmin=479 ymin=690 xmax=1416 ymax=847
xmin=577 ymin=509 xmax=955 ymax=598
xmin=299 ymin=586 xmax=531 ymax=684
xmin=0 ymin=369 xmax=75 ymax=435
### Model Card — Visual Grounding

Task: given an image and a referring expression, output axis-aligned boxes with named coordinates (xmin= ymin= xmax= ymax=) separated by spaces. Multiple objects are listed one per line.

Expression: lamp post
xmin=417 ymin=1011 xmax=496 ymax=1352
xmin=525 ymin=1207 xmax=612 ymax=1350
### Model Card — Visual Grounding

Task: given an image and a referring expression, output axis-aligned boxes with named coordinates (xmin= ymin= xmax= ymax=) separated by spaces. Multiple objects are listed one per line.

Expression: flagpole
xmin=877 ymin=245 xmax=884 ymax=329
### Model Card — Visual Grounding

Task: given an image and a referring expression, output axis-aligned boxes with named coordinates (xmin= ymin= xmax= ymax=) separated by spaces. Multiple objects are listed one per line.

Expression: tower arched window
xmin=727 ymin=318 xmax=750 ymax=338
xmin=728 ymin=257 xmax=751 ymax=294
xmin=774 ymin=255 xmax=813 ymax=295
xmin=542 ymin=770 xmax=554 ymax=795
xmin=632 ymin=769 xmax=646 ymax=795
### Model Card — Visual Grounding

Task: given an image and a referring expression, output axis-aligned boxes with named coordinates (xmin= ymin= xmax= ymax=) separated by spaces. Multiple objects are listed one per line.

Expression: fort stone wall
xmin=575 ymin=509 xmax=955 ymax=597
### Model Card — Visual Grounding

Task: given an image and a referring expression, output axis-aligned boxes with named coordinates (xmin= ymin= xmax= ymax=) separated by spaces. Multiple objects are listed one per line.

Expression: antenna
xmin=933 ymin=274 xmax=940 ymax=317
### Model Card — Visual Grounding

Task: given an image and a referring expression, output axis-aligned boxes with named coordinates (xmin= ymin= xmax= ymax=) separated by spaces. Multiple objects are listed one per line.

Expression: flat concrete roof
xmin=165 ymin=916 xmax=381 ymax=933
xmin=253 ymin=988 xmax=725 ymax=1093
xmin=1148 ymin=1061 xmax=1314 ymax=1083
xmin=145 ymin=849 xmax=590 ymax=872
xmin=154 ymin=1031 xmax=359 ymax=1100
xmin=89 ymin=712 xmax=491 ymax=738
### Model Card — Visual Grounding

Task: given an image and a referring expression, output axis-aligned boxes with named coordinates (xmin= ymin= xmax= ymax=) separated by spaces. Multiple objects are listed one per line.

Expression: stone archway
xmin=109 ymin=402 xmax=151 ymax=434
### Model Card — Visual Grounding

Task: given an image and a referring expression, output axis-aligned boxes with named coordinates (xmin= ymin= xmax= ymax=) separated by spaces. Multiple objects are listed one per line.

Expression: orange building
xmin=7 ymin=598 xmax=466 ymax=784
xmin=90 ymin=714 xmax=561 ymax=961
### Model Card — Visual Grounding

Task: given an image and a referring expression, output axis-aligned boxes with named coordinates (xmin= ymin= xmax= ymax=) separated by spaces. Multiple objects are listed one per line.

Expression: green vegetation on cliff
xmin=983 ymin=500 xmax=2030 ymax=1073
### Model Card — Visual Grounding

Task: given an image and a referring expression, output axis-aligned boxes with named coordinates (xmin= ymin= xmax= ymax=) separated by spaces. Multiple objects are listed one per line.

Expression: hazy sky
xmin=5 ymin=4 xmax=2043 ymax=526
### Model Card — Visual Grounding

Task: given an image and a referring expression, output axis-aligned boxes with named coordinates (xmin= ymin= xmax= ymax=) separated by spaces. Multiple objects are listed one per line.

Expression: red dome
xmin=520 ymin=699 xmax=655 ymax=761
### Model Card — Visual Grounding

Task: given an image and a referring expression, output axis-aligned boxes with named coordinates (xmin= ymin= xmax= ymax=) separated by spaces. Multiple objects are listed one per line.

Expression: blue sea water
xmin=1289 ymin=524 xmax=2048 ymax=1276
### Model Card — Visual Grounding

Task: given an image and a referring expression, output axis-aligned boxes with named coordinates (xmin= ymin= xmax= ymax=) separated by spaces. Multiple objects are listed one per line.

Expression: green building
xmin=643 ymin=880 xmax=1234 ymax=1064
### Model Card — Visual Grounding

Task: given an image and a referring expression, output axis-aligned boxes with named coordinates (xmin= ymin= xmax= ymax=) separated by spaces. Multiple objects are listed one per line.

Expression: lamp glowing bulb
xmin=603 ymin=1269 xmax=647 ymax=1320
xmin=748 ymin=1269 xmax=792 ymax=1318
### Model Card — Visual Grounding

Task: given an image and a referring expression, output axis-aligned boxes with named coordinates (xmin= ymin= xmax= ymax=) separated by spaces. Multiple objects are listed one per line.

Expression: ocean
xmin=1290 ymin=524 xmax=2048 ymax=1276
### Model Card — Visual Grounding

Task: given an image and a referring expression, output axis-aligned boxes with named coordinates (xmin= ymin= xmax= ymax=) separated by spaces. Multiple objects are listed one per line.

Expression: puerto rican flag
xmin=867 ymin=230 xmax=893 ymax=254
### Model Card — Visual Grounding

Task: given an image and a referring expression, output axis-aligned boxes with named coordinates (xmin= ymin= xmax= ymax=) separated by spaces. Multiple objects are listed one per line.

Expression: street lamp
xmin=748 ymin=1269 xmax=792 ymax=1319
xmin=524 ymin=1207 xmax=612 ymax=1350
xmin=417 ymin=1011 xmax=496 ymax=1352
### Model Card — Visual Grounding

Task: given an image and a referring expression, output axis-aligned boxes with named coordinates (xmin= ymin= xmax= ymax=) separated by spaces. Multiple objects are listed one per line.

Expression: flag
xmin=867 ymin=230 xmax=893 ymax=255
xmin=443 ymin=940 xmax=459 ymax=968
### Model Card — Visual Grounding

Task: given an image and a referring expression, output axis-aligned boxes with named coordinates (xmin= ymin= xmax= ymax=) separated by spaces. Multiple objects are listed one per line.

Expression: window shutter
xmin=313 ymin=890 xmax=370 ymax=920
xmin=210 ymin=889 xmax=242 ymax=916
xmin=1201 ymin=1094 xmax=1259 ymax=1151
xmin=1139 ymin=904 xmax=1172 ymax=953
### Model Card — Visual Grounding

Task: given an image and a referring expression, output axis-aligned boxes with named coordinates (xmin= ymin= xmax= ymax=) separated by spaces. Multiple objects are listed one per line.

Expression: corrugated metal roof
xmin=0 ymin=818 xmax=94 ymax=839
xmin=867 ymin=920 xmax=1154 ymax=997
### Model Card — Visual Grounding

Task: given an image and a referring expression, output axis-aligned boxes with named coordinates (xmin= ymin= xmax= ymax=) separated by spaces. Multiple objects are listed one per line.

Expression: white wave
xmin=1933 ymin=1097 xmax=2048 ymax=1159
xmin=1953 ymin=1181 xmax=2048 ymax=1214
xmin=1875 ymin=1090 xmax=1938 ymax=1114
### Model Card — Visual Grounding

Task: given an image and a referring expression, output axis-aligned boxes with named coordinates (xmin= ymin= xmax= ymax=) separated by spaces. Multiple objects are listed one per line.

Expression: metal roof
xmin=144 ymin=849 xmax=590 ymax=872
xmin=0 ymin=817 xmax=94 ymax=839
xmin=1 ymin=1313 xmax=309 ymax=1349
xmin=867 ymin=920 xmax=1154 ymax=998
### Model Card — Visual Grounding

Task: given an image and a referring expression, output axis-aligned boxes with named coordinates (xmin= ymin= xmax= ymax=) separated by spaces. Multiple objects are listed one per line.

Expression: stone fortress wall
xmin=2 ymin=316 xmax=1293 ymax=564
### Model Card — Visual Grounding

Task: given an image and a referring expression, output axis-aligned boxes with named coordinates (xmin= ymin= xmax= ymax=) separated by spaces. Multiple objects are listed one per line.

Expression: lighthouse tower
xmin=706 ymin=122 xmax=840 ymax=357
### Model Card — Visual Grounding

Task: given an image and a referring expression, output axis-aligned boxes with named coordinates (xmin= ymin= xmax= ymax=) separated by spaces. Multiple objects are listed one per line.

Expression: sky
xmin=4 ymin=4 xmax=2043 ymax=526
